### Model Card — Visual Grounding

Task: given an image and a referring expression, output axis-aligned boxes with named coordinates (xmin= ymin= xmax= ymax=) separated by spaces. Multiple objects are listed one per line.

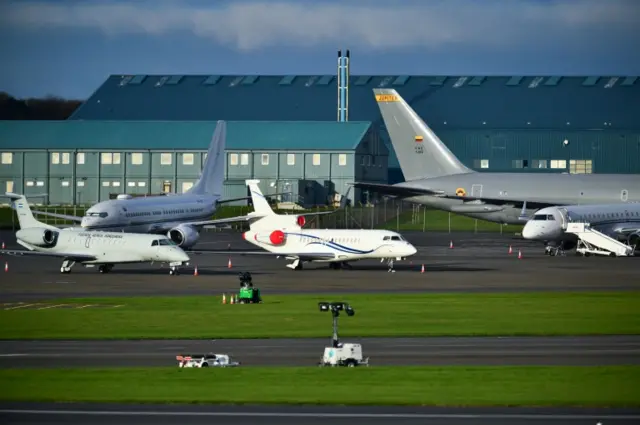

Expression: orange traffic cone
xmin=222 ymin=294 xmax=226 ymax=304
xmin=508 ymin=245 xmax=513 ymax=255
xmin=1 ymin=242 xmax=4 ymax=249
xmin=193 ymin=266 xmax=199 ymax=276
xmin=230 ymin=295 xmax=235 ymax=304
xmin=4 ymin=262 xmax=7 ymax=272
xmin=518 ymin=250 xmax=522 ymax=259
xmin=449 ymin=240 xmax=454 ymax=249
xmin=420 ymin=264 xmax=425 ymax=273
xmin=227 ymin=258 xmax=232 ymax=269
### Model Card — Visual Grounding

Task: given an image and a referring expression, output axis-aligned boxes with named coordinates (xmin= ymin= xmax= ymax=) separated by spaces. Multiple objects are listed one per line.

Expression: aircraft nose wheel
xmin=169 ymin=266 xmax=180 ymax=276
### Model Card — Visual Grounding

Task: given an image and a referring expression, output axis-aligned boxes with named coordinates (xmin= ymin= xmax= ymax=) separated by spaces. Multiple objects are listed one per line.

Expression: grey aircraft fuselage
xmin=396 ymin=172 xmax=640 ymax=225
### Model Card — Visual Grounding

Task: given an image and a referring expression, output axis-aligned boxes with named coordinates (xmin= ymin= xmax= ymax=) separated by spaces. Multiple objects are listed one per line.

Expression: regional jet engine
xmin=167 ymin=224 xmax=200 ymax=248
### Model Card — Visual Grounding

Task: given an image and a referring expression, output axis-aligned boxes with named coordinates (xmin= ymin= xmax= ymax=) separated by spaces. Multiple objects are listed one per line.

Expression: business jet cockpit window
xmin=383 ymin=235 xmax=404 ymax=241
xmin=532 ymin=214 xmax=555 ymax=221
xmin=152 ymin=239 xmax=175 ymax=246
xmin=85 ymin=212 xmax=108 ymax=218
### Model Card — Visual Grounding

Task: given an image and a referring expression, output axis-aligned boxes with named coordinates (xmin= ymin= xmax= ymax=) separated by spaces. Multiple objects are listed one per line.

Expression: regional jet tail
xmin=0 ymin=193 xmax=191 ymax=275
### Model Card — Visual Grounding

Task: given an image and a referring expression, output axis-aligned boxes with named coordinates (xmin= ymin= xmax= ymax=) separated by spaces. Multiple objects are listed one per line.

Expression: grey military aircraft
xmin=352 ymin=88 xmax=640 ymax=225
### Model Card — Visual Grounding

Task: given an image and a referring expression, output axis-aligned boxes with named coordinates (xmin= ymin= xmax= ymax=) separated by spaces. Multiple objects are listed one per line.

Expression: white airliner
xmin=0 ymin=193 xmax=191 ymax=275
xmin=522 ymin=202 xmax=640 ymax=256
xmin=30 ymin=121 xmax=255 ymax=249
xmin=190 ymin=180 xmax=417 ymax=271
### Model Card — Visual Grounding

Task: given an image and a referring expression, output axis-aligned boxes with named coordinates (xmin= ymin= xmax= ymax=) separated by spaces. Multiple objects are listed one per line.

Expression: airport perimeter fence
xmin=0 ymin=199 xmax=523 ymax=234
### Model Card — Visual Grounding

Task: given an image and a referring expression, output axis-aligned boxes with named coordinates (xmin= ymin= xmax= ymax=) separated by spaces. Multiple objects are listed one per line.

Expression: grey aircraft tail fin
xmin=187 ymin=120 xmax=227 ymax=196
xmin=373 ymin=88 xmax=473 ymax=181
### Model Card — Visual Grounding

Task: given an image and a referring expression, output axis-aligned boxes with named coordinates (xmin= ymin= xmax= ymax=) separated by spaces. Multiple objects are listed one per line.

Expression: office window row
xmin=229 ymin=153 xmax=348 ymax=167
xmin=43 ymin=152 xmax=199 ymax=166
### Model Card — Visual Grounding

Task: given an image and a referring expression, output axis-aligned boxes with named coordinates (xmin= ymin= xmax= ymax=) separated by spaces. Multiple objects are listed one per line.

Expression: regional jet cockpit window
xmin=532 ymin=214 xmax=555 ymax=221
xmin=152 ymin=239 xmax=173 ymax=246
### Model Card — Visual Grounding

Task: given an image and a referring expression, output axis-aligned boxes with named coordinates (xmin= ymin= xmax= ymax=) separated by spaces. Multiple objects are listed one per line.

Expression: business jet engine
xmin=16 ymin=228 xmax=59 ymax=247
xmin=167 ymin=224 xmax=200 ymax=248
xmin=251 ymin=230 xmax=287 ymax=246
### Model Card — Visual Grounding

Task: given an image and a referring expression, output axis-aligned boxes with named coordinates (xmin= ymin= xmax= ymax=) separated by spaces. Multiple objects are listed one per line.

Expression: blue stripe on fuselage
xmin=285 ymin=232 xmax=375 ymax=254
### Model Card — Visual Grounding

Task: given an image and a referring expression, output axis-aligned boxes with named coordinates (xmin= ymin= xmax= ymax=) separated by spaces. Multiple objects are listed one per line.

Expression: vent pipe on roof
xmin=337 ymin=50 xmax=349 ymax=122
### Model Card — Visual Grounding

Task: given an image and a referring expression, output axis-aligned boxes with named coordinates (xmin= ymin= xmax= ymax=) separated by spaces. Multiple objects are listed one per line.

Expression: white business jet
xmin=195 ymin=180 xmax=417 ymax=271
xmin=29 ymin=121 xmax=257 ymax=249
xmin=0 ymin=193 xmax=191 ymax=275
xmin=522 ymin=202 xmax=640 ymax=256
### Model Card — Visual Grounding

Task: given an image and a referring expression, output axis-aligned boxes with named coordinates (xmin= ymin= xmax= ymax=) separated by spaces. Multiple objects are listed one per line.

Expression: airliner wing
xmin=615 ymin=226 xmax=640 ymax=235
xmin=352 ymin=182 xmax=561 ymax=210
xmin=0 ymin=249 xmax=97 ymax=261
xmin=30 ymin=210 xmax=83 ymax=222
xmin=351 ymin=182 xmax=445 ymax=197
xmin=181 ymin=215 xmax=256 ymax=227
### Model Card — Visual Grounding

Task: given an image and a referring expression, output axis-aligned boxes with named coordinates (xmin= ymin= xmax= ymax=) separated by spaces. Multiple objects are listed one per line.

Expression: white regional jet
xmin=204 ymin=180 xmax=417 ymax=271
xmin=30 ymin=121 xmax=256 ymax=250
xmin=522 ymin=202 xmax=640 ymax=256
xmin=0 ymin=193 xmax=191 ymax=275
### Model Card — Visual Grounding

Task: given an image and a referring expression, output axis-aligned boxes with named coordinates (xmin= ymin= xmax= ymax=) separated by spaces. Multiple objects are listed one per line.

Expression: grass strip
xmin=1 ymin=292 xmax=638 ymax=339
xmin=0 ymin=366 xmax=637 ymax=406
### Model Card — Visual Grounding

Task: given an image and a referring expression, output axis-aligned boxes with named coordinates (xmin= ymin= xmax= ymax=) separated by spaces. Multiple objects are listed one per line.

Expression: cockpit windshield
xmin=151 ymin=239 xmax=177 ymax=246
xmin=383 ymin=235 xmax=405 ymax=241
xmin=85 ymin=212 xmax=108 ymax=218
xmin=532 ymin=214 xmax=555 ymax=221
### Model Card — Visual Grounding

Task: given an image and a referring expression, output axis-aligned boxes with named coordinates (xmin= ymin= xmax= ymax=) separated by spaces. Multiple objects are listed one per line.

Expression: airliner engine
xmin=628 ymin=231 xmax=640 ymax=249
xmin=16 ymin=228 xmax=59 ymax=247
xmin=167 ymin=224 xmax=200 ymax=248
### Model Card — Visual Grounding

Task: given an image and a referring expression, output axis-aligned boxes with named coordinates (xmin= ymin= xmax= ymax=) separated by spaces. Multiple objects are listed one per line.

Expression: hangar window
xmin=261 ymin=154 xmax=269 ymax=166
xmin=1 ymin=153 xmax=12 ymax=164
xmin=36 ymin=181 xmax=44 ymax=187
xmin=182 ymin=153 xmax=194 ymax=165
xmin=138 ymin=182 xmax=146 ymax=187
xmin=550 ymin=160 xmax=567 ymax=169
xmin=512 ymin=160 xmax=528 ymax=169
xmin=160 ymin=153 xmax=172 ymax=165
xmin=312 ymin=154 xmax=321 ymax=166
xmin=50 ymin=152 xmax=69 ymax=164
xmin=570 ymin=159 xmax=593 ymax=174
xmin=77 ymin=181 xmax=85 ymax=187
xmin=182 ymin=182 xmax=194 ymax=193
xmin=26 ymin=181 xmax=34 ymax=187
xmin=102 ymin=181 xmax=110 ymax=187
xmin=287 ymin=154 xmax=295 ymax=166
xmin=338 ymin=154 xmax=347 ymax=166
xmin=5 ymin=181 xmax=13 ymax=193
xmin=76 ymin=153 xmax=85 ymax=165
xmin=532 ymin=160 xmax=547 ymax=168
xmin=229 ymin=153 xmax=238 ymax=166
xmin=474 ymin=159 xmax=489 ymax=169
xmin=131 ymin=153 xmax=143 ymax=165
xmin=240 ymin=153 xmax=249 ymax=165
xmin=101 ymin=153 xmax=121 ymax=165
xmin=128 ymin=182 xmax=136 ymax=187
xmin=61 ymin=181 xmax=69 ymax=187
xmin=112 ymin=181 xmax=121 ymax=187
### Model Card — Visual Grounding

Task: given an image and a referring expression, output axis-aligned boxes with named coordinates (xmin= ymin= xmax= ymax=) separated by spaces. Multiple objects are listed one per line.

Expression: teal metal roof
xmin=0 ymin=120 xmax=370 ymax=151
xmin=69 ymin=75 xmax=640 ymax=130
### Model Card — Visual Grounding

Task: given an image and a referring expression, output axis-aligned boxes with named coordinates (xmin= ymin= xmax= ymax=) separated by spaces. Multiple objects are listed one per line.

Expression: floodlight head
xmin=318 ymin=302 xmax=330 ymax=312
xmin=331 ymin=302 xmax=344 ymax=311
xmin=345 ymin=304 xmax=355 ymax=316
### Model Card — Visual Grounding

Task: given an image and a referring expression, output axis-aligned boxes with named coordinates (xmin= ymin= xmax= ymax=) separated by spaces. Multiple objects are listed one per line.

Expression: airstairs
xmin=565 ymin=222 xmax=635 ymax=257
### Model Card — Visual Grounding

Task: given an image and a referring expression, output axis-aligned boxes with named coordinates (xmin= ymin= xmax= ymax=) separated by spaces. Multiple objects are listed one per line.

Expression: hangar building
xmin=0 ymin=120 xmax=385 ymax=205
xmin=1 ymin=52 xmax=639 ymax=206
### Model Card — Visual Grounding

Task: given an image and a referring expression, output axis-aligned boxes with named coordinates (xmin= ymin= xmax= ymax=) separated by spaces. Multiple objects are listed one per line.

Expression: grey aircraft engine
xmin=16 ymin=228 xmax=59 ymax=247
xmin=167 ymin=224 xmax=200 ymax=248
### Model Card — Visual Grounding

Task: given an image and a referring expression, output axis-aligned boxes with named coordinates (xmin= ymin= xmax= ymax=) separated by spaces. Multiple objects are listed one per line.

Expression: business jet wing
xmin=0 ymin=249 xmax=97 ymax=261
xmin=187 ymin=250 xmax=335 ymax=260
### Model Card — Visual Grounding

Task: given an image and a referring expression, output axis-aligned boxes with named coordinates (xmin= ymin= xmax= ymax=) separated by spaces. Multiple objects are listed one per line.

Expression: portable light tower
xmin=318 ymin=301 xmax=355 ymax=348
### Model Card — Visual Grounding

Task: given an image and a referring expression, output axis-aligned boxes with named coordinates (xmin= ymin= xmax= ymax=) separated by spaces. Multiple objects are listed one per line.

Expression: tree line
xmin=0 ymin=92 xmax=83 ymax=120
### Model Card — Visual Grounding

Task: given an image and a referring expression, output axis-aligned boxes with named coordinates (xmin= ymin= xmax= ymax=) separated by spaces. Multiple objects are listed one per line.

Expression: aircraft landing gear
xmin=329 ymin=262 xmax=352 ymax=270
xmin=387 ymin=259 xmax=395 ymax=273
xmin=60 ymin=260 xmax=75 ymax=274
xmin=169 ymin=266 xmax=181 ymax=276
xmin=544 ymin=242 xmax=566 ymax=257
xmin=98 ymin=264 xmax=114 ymax=273
xmin=286 ymin=259 xmax=303 ymax=270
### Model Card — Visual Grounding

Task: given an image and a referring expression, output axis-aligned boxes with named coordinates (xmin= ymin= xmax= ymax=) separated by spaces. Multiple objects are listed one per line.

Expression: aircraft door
xmin=471 ymin=184 xmax=483 ymax=198
xmin=558 ymin=208 xmax=569 ymax=230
